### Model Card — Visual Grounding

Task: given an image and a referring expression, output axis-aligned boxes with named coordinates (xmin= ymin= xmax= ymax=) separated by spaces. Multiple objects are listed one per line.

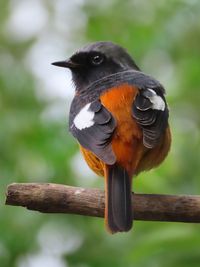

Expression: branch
xmin=5 ymin=183 xmax=200 ymax=223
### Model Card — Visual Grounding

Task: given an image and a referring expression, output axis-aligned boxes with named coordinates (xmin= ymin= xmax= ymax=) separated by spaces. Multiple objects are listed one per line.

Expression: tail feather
xmin=105 ymin=164 xmax=133 ymax=233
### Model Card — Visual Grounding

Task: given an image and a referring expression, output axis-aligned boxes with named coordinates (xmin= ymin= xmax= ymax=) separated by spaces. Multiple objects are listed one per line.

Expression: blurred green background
xmin=0 ymin=0 xmax=200 ymax=266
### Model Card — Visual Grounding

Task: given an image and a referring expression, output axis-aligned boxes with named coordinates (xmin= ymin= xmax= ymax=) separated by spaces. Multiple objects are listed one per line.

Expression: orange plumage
xmin=80 ymin=84 xmax=171 ymax=177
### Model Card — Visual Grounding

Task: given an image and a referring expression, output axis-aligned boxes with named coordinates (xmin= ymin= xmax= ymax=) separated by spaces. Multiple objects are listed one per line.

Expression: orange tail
xmin=104 ymin=164 xmax=133 ymax=234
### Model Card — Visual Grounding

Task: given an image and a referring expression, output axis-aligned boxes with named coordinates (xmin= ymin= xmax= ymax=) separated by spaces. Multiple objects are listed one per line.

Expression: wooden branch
xmin=5 ymin=183 xmax=200 ymax=223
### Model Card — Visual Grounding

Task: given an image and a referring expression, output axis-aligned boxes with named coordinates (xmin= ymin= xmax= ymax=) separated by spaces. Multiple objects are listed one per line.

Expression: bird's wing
xmin=69 ymin=99 xmax=116 ymax=165
xmin=132 ymin=86 xmax=169 ymax=148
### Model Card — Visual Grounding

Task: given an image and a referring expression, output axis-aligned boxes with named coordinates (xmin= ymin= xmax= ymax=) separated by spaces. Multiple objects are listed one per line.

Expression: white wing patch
xmin=147 ymin=89 xmax=165 ymax=111
xmin=73 ymin=103 xmax=95 ymax=130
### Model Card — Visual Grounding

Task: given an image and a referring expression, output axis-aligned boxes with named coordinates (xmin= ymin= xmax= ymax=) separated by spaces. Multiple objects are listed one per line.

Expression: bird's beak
xmin=51 ymin=59 xmax=80 ymax=69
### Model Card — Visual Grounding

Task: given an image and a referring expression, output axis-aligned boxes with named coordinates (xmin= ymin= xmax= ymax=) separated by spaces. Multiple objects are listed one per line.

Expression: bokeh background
xmin=0 ymin=0 xmax=200 ymax=266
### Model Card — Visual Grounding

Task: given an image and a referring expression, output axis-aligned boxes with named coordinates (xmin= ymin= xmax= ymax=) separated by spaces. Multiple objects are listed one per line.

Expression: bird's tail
xmin=104 ymin=164 xmax=133 ymax=234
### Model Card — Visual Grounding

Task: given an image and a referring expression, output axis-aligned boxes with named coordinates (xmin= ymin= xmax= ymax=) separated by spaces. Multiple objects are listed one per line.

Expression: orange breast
xmin=80 ymin=83 xmax=171 ymax=178
xmin=100 ymin=84 xmax=144 ymax=175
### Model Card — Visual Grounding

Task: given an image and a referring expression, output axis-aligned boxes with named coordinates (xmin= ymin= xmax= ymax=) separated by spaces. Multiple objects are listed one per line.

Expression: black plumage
xmin=106 ymin=164 xmax=132 ymax=232
xmin=69 ymin=100 xmax=116 ymax=165
xmin=132 ymin=88 xmax=169 ymax=148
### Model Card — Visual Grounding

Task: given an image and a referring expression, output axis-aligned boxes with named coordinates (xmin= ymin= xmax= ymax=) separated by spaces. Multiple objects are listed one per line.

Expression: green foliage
xmin=0 ymin=0 xmax=200 ymax=266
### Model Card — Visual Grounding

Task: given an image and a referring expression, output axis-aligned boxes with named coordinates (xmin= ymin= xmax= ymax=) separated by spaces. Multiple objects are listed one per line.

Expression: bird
xmin=52 ymin=41 xmax=171 ymax=234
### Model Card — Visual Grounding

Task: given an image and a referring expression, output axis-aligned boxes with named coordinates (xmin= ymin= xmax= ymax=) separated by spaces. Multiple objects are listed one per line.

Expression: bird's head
xmin=52 ymin=41 xmax=140 ymax=91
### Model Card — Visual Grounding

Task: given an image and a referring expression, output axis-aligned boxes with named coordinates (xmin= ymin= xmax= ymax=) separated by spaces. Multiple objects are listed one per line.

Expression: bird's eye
xmin=90 ymin=54 xmax=104 ymax=66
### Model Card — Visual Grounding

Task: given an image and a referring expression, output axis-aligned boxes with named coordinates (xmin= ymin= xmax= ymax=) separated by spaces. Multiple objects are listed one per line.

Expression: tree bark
xmin=5 ymin=183 xmax=200 ymax=223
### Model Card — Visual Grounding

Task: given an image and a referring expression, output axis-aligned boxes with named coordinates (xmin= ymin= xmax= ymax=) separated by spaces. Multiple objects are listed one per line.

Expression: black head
xmin=52 ymin=41 xmax=140 ymax=91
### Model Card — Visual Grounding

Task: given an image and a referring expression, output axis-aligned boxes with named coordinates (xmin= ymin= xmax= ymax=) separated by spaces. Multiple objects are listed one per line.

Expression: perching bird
xmin=52 ymin=41 xmax=171 ymax=234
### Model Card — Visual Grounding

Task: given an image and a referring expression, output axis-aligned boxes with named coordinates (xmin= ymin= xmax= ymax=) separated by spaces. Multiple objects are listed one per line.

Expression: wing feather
xmin=132 ymin=88 xmax=169 ymax=148
xmin=70 ymin=100 xmax=116 ymax=165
